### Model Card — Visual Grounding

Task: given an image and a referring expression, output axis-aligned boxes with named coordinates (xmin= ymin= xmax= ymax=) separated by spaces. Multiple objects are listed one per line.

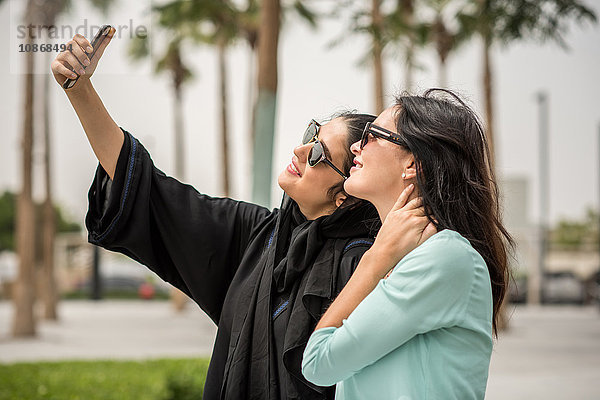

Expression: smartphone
xmin=63 ymin=25 xmax=112 ymax=90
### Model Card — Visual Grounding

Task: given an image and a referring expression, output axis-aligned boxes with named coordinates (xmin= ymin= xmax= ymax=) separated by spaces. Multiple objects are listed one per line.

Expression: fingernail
xmin=79 ymin=69 xmax=85 ymax=75
xmin=71 ymin=73 xmax=77 ymax=78
xmin=83 ymin=58 xmax=90 ymax=66
xmin=87 ymin=46 xmax=93 ymax=53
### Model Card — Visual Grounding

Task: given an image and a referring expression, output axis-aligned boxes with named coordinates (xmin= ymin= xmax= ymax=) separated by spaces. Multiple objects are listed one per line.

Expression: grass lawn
xmin=0 ymin=358 xmax=210 ymax=400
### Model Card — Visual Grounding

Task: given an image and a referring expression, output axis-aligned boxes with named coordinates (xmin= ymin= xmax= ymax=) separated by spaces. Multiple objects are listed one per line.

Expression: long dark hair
xmin=394 ymin=89 xmax=513 ymax=336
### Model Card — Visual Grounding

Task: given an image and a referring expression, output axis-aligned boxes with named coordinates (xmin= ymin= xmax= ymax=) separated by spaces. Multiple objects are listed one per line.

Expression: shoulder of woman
xmin=394 ymin=229 xmax=481 ymax=280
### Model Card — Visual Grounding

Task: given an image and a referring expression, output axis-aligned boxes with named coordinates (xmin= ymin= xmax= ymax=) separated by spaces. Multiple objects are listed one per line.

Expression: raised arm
xmin=51 ymin=28 xmax=123 ymax=179
xmin=51 ymin=29 xmax=273 ymax=323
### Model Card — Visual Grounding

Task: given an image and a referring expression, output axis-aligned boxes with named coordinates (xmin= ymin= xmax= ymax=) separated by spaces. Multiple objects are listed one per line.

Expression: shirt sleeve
xmin=85 ymin=128 xmax=273 ymax=323
xmin=301 ymin=232 xmax=475 ymax=386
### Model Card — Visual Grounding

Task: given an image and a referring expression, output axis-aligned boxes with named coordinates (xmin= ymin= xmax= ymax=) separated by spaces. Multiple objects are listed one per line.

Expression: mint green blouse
xmin=302 ymin=229 xmax=493 ymax=400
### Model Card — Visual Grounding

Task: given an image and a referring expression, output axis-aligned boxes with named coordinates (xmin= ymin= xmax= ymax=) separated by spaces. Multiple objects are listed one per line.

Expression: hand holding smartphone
xmin=51 ymin=25 xmax=115 ymax=90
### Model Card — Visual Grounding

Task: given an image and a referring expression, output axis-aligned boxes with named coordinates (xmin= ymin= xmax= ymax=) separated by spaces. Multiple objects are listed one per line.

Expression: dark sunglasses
xmin=302 ymin=119 xmax=348 ymax=180
xmin=360 ymin=122 xmax=407 ymax=149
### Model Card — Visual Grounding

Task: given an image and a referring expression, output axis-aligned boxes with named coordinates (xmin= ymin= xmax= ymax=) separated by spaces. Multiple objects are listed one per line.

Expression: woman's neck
xmin=297 ymin=203 xmax=336 ymax=221
xmin=373 ymin=187 xmax=418 ymax=224
xmin=374 ymin=200 xmax=394 ymax=224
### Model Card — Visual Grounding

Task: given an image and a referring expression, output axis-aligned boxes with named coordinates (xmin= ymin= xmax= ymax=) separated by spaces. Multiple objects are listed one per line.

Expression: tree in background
xmin=251 ymin=0 xmax=281 ymax=206
xmin=0 ymin=192 xmax=81 ymax=253
xmin=421 ymin=0 xmax=466 ymax=88
xmin=386 ymin=0 xmax=424 ymax=92
xmin=458 ymin=0 xmax=597 ymax=166
xmin=213 ymin=5 xmax=239 ymax=197
xmin=10 ymin=0 xmax=119 ymax=335
xmin=141 ymin=0 xmax=241 ymax=197
xmin=0 ymin=192 xmax=17 ymax=253
xmin=13 ymin=0 xmax=40 ymax=337
xmin=38 ymin=0 xmax=117 ymax=320
xmin=372 ymin=0 xmax=385 ymax=113
xmin=38 ymin=0 xmax=69 ymax=321
xmin=551 ymin=208 xmax=599 ymax=251
xmin=251 ymin=0 xmax=318 ymax=206
xmin=336 ymin=0 xmax=427 ymax=110
xmin=334 ymin=0 xmax=386 ymax=112
xmin=130 ymin=33 xmax=192 ymax=184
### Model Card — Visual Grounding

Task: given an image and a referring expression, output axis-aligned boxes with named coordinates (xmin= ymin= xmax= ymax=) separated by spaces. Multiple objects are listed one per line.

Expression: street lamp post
xmin=91 ymin=245 xmax=102 ymax=300
xmin=529 ymin=91 xmax=549 ymax=305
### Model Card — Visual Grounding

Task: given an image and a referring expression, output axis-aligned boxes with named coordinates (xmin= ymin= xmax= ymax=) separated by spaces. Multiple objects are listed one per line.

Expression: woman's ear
xmin=334 ymin=192 xmax=348 ymax=208
xmin=404 ymin=157 xmax=417 ymax=180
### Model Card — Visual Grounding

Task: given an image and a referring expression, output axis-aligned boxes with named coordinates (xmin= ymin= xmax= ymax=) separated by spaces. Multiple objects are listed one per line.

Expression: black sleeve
xmin=85 ymin=128 xmax=273 ymax=323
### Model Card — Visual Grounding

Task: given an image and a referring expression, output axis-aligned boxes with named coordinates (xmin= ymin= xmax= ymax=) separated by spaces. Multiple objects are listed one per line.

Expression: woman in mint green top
xmin=302 ymin=89 xmax=513 ymax=400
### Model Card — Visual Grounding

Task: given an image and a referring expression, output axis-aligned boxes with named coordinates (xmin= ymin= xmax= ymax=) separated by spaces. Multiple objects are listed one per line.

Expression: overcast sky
xmin=1 ymin=0 xmax=599 ymax=229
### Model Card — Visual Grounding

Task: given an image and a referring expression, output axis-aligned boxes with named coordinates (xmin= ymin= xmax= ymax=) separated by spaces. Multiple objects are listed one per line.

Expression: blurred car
xmin=541 ymin=272 xmax=585 ymax=304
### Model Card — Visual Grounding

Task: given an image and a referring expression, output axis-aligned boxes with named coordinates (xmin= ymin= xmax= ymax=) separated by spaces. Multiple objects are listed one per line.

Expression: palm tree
xmin=371 ymin=0 xmax=385 ymax=113
xmin=42 ymin=50 xmax=58 ymax=320
xmin=250 ymin=0 xmax=319 ymax=206
xmin=332 ymin=0 xmax=386 ymax=112
xmin=13 ymin=0 xmax=38 ymax=337
xmin=213 ymin=3 xmax=245 ymax=197
xmin=11 ymin=0 xmax=119 ymax=335
xmin=251 ymin=0 xmax=281 ymax=207
xmin=39 ymin=0 xmax=117 ymax=319
xmin=138 ymin=0 xmax=240 ymax=197
xmin=456 ymin=0 xmax=596 ymax=329
xmin=417 ymin=0 xmax=475 ymax=89
xmin=336 ymin=0 xmax=425 ymax=109
xmin=38 ymin=0 xmax=69 ymax=322
xmin=393 ymin=0 xmax=417 ymax=91
xmin=163 ymin=41 xmax=193 ymax=182
xmin=458 ymin=0 xmax=597 ymax=166
xmin=427 ymin=0 xmax=455 ymax=88
xmin=146 ymin=0 xmax=316 ymax=208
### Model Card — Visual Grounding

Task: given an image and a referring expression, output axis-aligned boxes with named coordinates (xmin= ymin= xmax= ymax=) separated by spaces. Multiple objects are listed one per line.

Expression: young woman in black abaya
xmin=51 ymin=29 xmax=379 ymax=399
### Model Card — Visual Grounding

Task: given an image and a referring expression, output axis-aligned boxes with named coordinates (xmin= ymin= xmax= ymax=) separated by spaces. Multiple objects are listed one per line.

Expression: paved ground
xmin=1 ymin=301 xmax=599 ymax=399
xmin=0 ymin=300 xmax=217 ymax=361
xmin=487 ymin=305 xmax=600 ymax=400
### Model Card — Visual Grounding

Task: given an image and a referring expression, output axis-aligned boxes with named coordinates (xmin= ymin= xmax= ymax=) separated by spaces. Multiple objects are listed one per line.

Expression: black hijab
xmin=221 ymin=195 xmax=378 ymax=399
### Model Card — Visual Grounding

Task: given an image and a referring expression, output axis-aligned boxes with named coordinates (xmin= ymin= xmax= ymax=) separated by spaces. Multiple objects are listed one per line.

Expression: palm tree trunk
xmin=172 ymin=81 xmax=188 ymax=312
xmin=438 ymin=57 xmax=447 ymax=89
xmin=173 ymin=81 xmax=185 ymax=181
xmin=252 ymin=0 xmax=280 ymax=207
xmin=482 ymin=33 xmax=495 ymax=168
xmin=401 ymin=0 xmax=415 ymax=92
xmin=372 ymin=0 xmax=384 ymax=113
xmin=482 ymin=31 xmax=506 ymax=331
xmin=404 ymin=42 xmax=414 ymax=92
xmin=218 ymin=38 xmax=230 ymax=197
xmin=42 ymin=50 xmax=58 ymax=320
xmin=13 ymin=19 xmax=37 ymax=337
xmin=245 ymin=0 xmax=258 ymax=188
xmin=247 ymin=44 xmax=256 ymax=187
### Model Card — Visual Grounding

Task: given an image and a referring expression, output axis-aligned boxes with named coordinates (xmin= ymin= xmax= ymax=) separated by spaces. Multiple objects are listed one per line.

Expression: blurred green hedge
xmin=0 ymin=358 xmax=209 ymax=400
